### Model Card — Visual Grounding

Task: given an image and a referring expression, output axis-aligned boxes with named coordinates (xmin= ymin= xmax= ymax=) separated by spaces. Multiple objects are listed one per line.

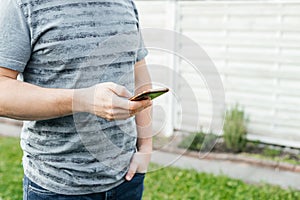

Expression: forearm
xmin=136 ymin=110 xmax=153 ymax=153
xmin=0 ymin=77 xmax=74 ymax=121
xmin=134 ymin=59 xmax=153 ymax=153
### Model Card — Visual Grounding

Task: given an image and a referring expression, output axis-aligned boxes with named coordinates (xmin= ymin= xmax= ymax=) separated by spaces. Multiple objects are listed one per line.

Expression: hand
xmin=74 ymin=82 xmax=152 ymax=120
xmin=125 ymin=151 xmax=151 ymax=181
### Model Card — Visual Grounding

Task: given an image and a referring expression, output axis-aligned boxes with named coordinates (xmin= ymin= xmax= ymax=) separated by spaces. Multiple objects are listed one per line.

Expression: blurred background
xmin=134 ymin=0 xmax=300 ymax=149
xmin=1 ymin=0 xmax=299 ymax=149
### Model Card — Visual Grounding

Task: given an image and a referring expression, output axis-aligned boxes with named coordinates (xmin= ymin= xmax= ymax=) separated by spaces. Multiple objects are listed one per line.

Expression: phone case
xmin=129 ymin=88 xmax=169 ymax=101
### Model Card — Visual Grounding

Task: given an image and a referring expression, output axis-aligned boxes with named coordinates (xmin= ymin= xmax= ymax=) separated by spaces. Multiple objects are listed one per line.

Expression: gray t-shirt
xmin=0 ymin=0 xmax=148 ymax=195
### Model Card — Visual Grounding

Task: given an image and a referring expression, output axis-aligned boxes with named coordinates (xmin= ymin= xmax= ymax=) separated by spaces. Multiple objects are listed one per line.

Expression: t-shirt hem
xmin=24 ymin=170 xmax=127 ymax=195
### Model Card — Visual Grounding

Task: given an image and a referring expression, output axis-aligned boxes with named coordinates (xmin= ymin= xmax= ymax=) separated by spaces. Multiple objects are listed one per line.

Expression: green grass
xmin=1 ymin=136 xmax=299 ymax=200
xmin=0 ymin=137 xmax=23 ymax=200
xmin=144 ymin=164 xmax=300 ymax=200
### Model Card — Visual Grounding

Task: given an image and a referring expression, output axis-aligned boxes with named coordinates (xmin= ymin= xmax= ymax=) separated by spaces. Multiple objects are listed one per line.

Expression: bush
xmin=178 ymin=131 xmax=218 ymax=152
xmin=223 ymin=105 xmax=247 ymax=153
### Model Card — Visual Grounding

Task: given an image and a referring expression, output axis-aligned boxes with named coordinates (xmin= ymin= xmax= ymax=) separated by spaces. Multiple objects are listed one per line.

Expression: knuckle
xmin=129 ymin=107 xmax=136 ymax=113
xmin=121 ymin=86 xmax=127 ymax=92
xmin=108 ymin=103 xmax=115 ymax=109
xmin=108 ymin=109 xmax=114 ymax=116
xmin=128 ymin=106 xmax=134 ymax=111
xmin=129 ymin=103 xmax=137 ymax=111
xmin=117 ymin=86 xmax=127 ymax=96
xmin=105 ymin=110 xmax=114 ymax=120
xmin=129 ymin=171 xmax=135 ymax=176
xmin=106 ymin=115 xmax=113 ymax=121
xmin=106 ymin=82 xmax=115 ymax=88
xmin=110 ymin=103 xmax=116 ymax=109
xmin=104 ymin=104 xmax=112 ymax=110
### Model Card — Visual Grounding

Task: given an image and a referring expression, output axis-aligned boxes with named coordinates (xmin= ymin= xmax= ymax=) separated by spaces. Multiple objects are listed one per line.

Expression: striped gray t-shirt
xmin=0 ymin=0 xmax=148 ymax=195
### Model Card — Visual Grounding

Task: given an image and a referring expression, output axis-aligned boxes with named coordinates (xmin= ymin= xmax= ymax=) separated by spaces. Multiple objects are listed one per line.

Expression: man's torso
xmin=18 ymin=0 xmax=143 ymax=195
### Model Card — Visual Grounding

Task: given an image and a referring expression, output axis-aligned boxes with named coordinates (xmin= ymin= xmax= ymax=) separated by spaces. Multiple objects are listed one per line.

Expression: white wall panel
xmin=135 ymin=1 xmax=174 ymax=135
xmin=136 ymin=0 xmax=300 ymax=148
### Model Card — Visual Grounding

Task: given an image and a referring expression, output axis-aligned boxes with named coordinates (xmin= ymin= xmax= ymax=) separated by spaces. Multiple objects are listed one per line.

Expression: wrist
xmin=72 ymin=87 xmax=95 ymax=114
xmin=137 ymin=139 xmax=153 ymax=153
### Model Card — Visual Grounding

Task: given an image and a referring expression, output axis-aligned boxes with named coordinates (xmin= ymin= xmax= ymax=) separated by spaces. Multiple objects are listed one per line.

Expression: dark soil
xmin=204 ymin=141 xmax=300 ymax=164
xmin=154 ymin=134 xmax=300 ymax=164
xmin=212 ymin=142 xmax=260 ymax=153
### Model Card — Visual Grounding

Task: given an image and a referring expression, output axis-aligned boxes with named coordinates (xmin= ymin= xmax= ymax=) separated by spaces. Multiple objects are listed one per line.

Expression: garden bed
xmin=153 ymin=132 xmax=300 ymax=172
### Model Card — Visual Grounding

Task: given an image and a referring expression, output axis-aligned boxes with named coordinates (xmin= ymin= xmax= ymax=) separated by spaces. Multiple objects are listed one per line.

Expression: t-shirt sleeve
xmin=132 ymin=2 xmax=148 ymax=62
xmin=0 ymin=0 xmax=31 ymax=72
xmin=136 ymin=32 xmax=148 ymax=62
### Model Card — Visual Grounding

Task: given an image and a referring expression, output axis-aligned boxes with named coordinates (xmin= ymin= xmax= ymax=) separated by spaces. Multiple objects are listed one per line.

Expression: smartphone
xmin=129 ymin=88 xmax=169 ymax=101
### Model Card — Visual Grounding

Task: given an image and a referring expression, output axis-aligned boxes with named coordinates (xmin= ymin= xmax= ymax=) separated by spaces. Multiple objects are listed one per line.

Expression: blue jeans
xmin=23 ymin=173 xmax=145 ymax=200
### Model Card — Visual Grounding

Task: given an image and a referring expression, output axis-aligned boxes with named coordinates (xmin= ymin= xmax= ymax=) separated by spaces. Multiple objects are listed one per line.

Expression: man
xmin=0 ymin=0 xmax=152 ymax=199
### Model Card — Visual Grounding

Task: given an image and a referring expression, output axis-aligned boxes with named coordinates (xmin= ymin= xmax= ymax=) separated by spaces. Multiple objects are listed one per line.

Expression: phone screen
xmin=129 ymin=88 xmax=169 ymax=101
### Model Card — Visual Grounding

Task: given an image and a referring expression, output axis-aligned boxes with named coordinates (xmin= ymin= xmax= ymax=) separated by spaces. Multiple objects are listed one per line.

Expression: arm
xmin=0 ymin=67 xmax=151 ymax=121
xmin=126 ymin=59 xmax=153 ymax=180
xmin=134 ymin=59 xmax=153 ymax=153
xmin=0 ymin=67 xmax=73 ymax=120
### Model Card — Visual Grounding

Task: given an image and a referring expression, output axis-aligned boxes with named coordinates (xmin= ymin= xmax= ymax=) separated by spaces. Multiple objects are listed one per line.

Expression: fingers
xmin=106 ymin=82 xmax=152 ymax=111
xmin=125 ymin=152 xmax=151 ymax=181
xmin=126 ymin=161 xmax=138 ymax=181
xmin=129 ymin=101 xmax=152 ymax=115
xmin=106 ymin=103 xmax=152 ymax=120
xmin=93 ymin=82 xmax=152 ymax=120
xmin=128 ymin=100 xmax=152 ymax=115
xmin=113 ymin=96 xmax=152 ymax=112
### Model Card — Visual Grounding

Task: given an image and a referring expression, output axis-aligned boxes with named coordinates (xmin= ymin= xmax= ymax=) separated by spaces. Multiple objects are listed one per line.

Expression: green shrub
xmin=223 ymin=105 xmax=247 ymax=153
xmin=201 ymin=133 xmax=219 ymax=152
xmin=178 ymin=131 xmax=218 ymax=152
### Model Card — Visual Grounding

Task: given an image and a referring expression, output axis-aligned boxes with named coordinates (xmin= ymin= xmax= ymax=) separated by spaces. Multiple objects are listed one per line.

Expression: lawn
xmin=0 ymin=136 xmax=299 ymax=200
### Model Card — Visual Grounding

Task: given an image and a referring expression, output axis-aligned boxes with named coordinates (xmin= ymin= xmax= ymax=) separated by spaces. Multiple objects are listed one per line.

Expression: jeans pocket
xmin=117 ymin=173 xmax=145 ymax=200
xmin=130 ymin=173 xmax=146 ymax=184
xmin=135 ymin=173 xmax=146 ymax=176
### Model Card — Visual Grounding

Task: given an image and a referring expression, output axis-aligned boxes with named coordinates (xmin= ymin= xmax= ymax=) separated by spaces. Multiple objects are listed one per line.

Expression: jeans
xmin=23 ymin=173 xmax=145 ymax=200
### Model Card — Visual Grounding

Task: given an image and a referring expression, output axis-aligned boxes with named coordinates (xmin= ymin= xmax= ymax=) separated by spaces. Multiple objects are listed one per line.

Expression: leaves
xmin=223 ymin=105 xmax=248 ymax=153
xmin=178 ymin=131 xmax=218 ymax=152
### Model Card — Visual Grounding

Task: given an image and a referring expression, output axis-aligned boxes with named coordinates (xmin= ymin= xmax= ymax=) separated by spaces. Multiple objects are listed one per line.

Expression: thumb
xmin=109 ymin=83 xmax=132 ymax=98
xmin=125 ymin=162 xmax=138 ymax=181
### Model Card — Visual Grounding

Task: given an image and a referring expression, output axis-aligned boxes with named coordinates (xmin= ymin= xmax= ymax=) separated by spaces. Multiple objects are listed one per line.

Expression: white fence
xmin=136 ymin=0 xmax=300 ymax=148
